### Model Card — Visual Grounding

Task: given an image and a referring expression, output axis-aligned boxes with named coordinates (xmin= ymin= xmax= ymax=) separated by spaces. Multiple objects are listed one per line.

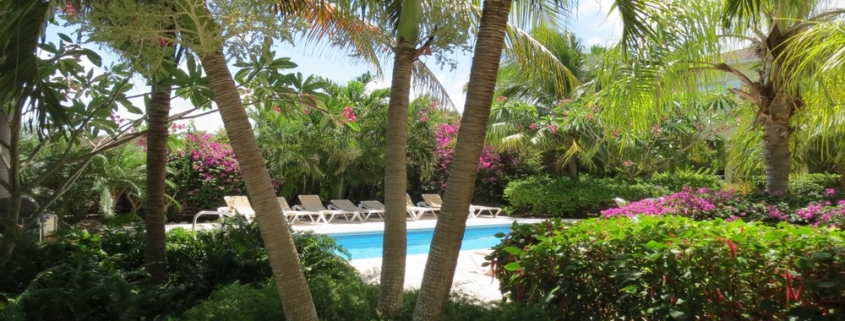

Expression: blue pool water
xmin=328 ymin=225 xmax=511 ymax=259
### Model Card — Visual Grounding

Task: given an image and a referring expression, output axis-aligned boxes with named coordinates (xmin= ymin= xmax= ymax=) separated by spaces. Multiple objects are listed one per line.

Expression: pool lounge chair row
xmin=192 ymin=194 xmax=501 ymax=228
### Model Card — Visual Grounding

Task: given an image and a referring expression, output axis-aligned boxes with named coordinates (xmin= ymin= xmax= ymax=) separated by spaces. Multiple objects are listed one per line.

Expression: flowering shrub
xmin=429 ymin=122 xmax=520 ymax=204
xmin=602 ymin=186 xmax=845 ymax=227
xmin=168 ymin=132 xmax=249 ymax=212
xmin=490 ymin=217 xmax=845 ymax=319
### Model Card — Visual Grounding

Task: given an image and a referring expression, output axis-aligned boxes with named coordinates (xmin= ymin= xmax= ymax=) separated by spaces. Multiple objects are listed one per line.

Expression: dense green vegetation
xmin=490 ymin=216 xmax=845 ymax=319
xmin=0 ymin=219 xmax=553 ymax=321
xmin=2 ymin=0 xmax=845 ymax=320
xmin=0 ymin=219 xmax=353 ymax=319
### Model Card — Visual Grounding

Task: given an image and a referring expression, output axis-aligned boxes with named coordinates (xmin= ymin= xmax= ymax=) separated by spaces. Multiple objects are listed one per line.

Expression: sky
xmin=52 ymin=0 xmax=623 ymax=132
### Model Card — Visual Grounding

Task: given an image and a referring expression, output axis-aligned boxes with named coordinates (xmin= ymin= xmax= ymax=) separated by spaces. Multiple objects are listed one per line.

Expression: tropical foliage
xmin=0 ymin=219 xmax=354 ymax=320
xmin=491 ymin=216 xmax=845 ymax=319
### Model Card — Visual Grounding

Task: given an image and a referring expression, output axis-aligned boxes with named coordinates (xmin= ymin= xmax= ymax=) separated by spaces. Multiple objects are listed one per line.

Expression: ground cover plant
xmin=490 ymin=216 xmax=845 ymax=320
xmin=0 ymin=219 xmax=353 ymax=320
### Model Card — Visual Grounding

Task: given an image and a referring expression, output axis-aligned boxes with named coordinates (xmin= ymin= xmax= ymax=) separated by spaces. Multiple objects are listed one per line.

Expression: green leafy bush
xmin=504 ymin=175 xmax=667 ymax=217
xmin=0 ymin=219 xmax=354 ymax=320
xmin=491 ymin=217 xmax=845 ymax=319
xmin=179 ymin=277 xmax=554 ymax=321
xmin=650 ymin=168 xmax=723 ymax=193
xmin=751 ymin=173 xmax=841 ymax=195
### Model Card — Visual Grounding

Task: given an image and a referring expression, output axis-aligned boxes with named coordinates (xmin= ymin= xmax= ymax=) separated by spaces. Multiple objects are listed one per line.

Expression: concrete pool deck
xmin=170 ymin=216 xmax=551 ymax=301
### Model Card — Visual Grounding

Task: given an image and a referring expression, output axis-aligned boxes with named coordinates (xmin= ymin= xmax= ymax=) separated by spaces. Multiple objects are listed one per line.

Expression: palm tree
xmin=171 ymin=0 xmax=320 ymax=318
xmin=143 ymin=77 xmax=172 ymax=284
xmin=379 ymin=0 xmax=423 ymax=316
xmin=597 ymin=0 xmax=845 ymax=194
xmin=411 ymin=0 xmax=568 ymax=320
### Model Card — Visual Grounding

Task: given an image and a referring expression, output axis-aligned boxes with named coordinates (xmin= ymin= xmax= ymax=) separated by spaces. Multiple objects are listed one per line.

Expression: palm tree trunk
xmin=378 ymin=44 xmax=416 ymax=317
xmin=143 ymin=80 xmax=171 ymax=284
xmin=412 ymin=1 xmax=511 ymax=320
xmin=199 ymin=49 xmax=318 ymax=321
xmin=0 ymin=110 xmax=9 ymax=199
xmin=762 ymin=97 xmax=793 ymax=194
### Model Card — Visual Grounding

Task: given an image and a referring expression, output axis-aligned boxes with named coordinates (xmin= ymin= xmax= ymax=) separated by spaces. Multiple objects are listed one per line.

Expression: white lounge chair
xmin=223 ymin=196 xmax=256 ymax=220
xmin=408 ymin=194 xmax=438 ymax=219
xmin=359 ymin=200 xmax=432 ymax=220
xmin=330 ymin=199 xmax=382 ymax=221
xmin=297 ymin=195 xmax=359 ymax=223
xmin=277 ymin=197 xmax=323 ymax=224
xmin=420 ymin=194 xmax=502 ymax=218
xmin=613 ymin=197 xmax=630 ymax=208
xmin=470 ymin=250 xmax=495 ymax=276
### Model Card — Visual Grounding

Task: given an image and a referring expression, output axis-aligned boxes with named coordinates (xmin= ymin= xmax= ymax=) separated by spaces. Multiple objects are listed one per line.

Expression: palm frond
xmin=410 ymin=61 xmax=457 ymax=111
xmin=0 ymin=0 xmax=70 ymax=129
xmin=502 ymin=25 xmax=579 ymax=102
xmin=509 ymin=0 xmax=570 ymax=31
xmin=610 ymin=0 xmax=661 ymax=52
xmin=294 ymin=1 xmax=394 ymax=76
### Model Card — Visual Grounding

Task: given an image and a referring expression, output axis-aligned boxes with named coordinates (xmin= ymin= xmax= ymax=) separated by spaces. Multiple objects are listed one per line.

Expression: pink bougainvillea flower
xmin=343 ymin=106 xmax=357 ymax=122
xmin=63 ymin=4 xmax=77 ymax=16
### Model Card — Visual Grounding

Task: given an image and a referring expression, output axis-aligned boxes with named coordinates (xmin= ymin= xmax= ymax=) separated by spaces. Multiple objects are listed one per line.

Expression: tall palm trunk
xmin=379 ymin=45 xmax=416 ymax=317
xmin=762 ymin=111 xmax=791 ymax=194
xmin=759 ymin=44 xmax=798 ymax=195
xmin=143 ymin=80 xmax=171 ymax=284
xmin=199 ymin=49 xmax=318 ymax=321
xmin=412 ymin=1 xmax=511 ymax=320
xmin=379 ymin=0 xmax=422 ymax=317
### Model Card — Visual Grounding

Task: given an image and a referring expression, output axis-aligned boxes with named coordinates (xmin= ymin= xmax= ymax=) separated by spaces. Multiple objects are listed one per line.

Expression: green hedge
xmin=750 ymin=173 xmax=841 ymax=195
xmin=503 ymin=176 xmax=668 ymax=217
xmin=650 ymin=169 xmax=723 ymax=192
xmin=490 ymin=217 xmax=845 ymax=320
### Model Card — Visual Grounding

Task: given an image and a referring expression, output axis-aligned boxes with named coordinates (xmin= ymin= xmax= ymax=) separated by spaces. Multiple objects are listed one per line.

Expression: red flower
xmin=722 ymin=238 xmax=737 ymax=258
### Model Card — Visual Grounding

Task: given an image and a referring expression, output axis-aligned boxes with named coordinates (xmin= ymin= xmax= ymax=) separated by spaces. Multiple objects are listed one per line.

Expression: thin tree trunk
xmin=0 ymin=221 xmax=20 ymax=266
xmin=567 ymin=158 xmax=578 ymax=179
xmin=143 ymin=80 xmax=171 ymax=284
xmin=199 ymin=49 xmax=318 ymax=321
xmin=762 ymin=97 xmax=793 ymax=194
xmin=0 ymin=110 xmax=9 ymax=199
xmin=378 ymin=44 xmax=416 ymax=317
xmin=412 ymin=1 xmax=511 ymax=320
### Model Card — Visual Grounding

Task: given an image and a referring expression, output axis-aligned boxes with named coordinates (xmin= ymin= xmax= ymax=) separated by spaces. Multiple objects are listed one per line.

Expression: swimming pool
xmin=328 ymin=224 xmax=512 ymax=259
